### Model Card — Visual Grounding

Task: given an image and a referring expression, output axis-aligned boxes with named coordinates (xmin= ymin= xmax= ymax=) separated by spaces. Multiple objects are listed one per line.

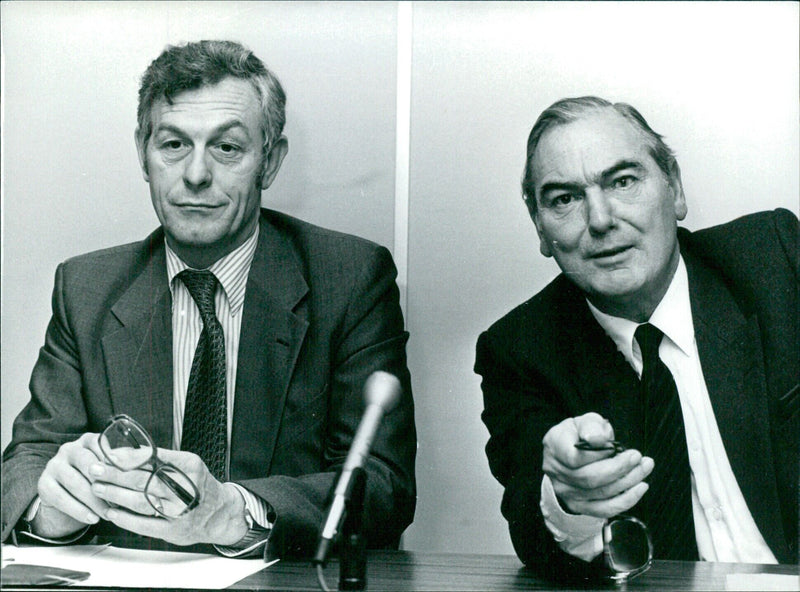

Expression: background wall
xmin=2 ymin=1 xmax=798 ymax=557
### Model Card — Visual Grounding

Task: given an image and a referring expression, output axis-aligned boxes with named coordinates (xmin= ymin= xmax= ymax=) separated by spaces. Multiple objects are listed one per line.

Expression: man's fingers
xmin=546 ymin=448 xmax=644 ymax=490
xmin=92 ymin=481 xmax=158 ymax=517
xmin=573 ymin=413 xmax=614 ymax=445
xmin=587 ymin=456 xmax=654 ymax=500
xmin=151 ymin=448 xmax=205 ymax=476
xmin=543 ymin=413 xmax=616 ymax=471
xmin=90 ymin=463 xmax=152 ymax=490
xmin=104 ymin=507 xmax=174 ymax=539
xmin=39 ymin=447 xmax=112 ymax=521
xmin=551 ymin=455 xmax=653 ymax=503
xmin=544 ymin=442 xmax=616 ymax=472
xmin=38 ymin=471 xmax=102 ymax=525
xmin=564 ymin=481 xmax=650 ymax=519
xmin=104 ymin=507 xmax=202 ymax=546
xmin=83 ymin=432 xmax=107 ymax=462
xmin=60 ymin=437 xmax=104 ymax=481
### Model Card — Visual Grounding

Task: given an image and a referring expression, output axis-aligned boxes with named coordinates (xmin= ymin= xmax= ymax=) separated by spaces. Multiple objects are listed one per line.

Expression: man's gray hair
xmin=136 ymin=40 xmax=286 ymax=153
xmin=521 ymin=96 xmax=678 ymax=216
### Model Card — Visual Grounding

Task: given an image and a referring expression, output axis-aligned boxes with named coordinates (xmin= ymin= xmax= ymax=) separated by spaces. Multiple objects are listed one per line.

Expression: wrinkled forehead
xmin=532 ymin=109 xmax=656 ymax=185
xmin=147 ymin=77 xmax=264 ymax=137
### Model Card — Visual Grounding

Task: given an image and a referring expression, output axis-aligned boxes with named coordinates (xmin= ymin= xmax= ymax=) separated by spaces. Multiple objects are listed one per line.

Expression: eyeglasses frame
xmin=603 ymin=514 xmax=654 ymax=582
xmin=98 ymin=414 xmax=200 ymax=518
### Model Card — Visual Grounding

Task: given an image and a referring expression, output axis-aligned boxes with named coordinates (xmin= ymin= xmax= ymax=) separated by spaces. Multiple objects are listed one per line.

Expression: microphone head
xmin=364 ymin=371 xmax=401 ymax=412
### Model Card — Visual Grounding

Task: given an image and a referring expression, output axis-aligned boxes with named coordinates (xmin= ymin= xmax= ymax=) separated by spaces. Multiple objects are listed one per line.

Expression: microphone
xmin=313 ymin=371 xmax=401 ymax=565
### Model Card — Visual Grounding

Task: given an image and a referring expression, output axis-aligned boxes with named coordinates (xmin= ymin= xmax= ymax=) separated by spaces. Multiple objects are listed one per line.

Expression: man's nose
xmin=584 ymin=187 xmax=615 ymax=235
xmin=183 ymin=149 xmax=212 ymax=190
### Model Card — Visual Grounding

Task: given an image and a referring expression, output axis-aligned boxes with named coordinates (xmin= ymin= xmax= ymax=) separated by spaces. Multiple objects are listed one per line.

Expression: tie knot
xmin=635 ymin=322 xmax=664 ymax=365
xmin=178 ymin=269 xmax=219 ymax=320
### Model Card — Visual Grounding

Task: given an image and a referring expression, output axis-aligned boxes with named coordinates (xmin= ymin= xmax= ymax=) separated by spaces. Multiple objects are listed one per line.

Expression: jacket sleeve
xmin=234 ymin=245 xmax=416 ymax=560
xmin=475 ymin=328 xmax=606 ymax=583
xmin=1 ymin=263 xmax=92 ymax=543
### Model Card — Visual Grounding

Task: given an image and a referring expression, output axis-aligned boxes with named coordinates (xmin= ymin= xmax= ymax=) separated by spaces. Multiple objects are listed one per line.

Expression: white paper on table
xmin=2 ymin=543 xmax=278 ymax=589
xmin=725 ymin=573 xmax=800 ymax=591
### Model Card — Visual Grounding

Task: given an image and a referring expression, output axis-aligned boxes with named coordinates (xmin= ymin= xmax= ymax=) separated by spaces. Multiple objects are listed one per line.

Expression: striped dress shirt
xmin=167 ymin=226 xmax=273 ymax=556
xmin=166 ymin=228 xmax=258 ymax=461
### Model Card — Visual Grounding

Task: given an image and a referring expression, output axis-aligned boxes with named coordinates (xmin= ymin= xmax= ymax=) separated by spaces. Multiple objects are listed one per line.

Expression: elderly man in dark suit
xmin=476 ymin=96 xmax=798 ymax=580
xmin=1 ymin=40 xmax=416 ymax=560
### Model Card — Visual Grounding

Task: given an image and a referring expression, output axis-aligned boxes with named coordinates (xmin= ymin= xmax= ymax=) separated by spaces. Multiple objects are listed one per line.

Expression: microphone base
xmin=339 ymin=532 xmax=367 ymax=590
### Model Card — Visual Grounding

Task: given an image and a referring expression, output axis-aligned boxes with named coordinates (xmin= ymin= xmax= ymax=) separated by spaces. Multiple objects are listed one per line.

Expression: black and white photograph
xmin=1 ymin=2 xmax=797 ymax=589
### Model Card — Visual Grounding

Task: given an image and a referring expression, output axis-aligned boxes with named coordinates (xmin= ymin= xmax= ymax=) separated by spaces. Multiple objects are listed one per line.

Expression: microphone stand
xmin=313 ymin=372 xmax=400 ymax=590
xmin=338 ymin=467 xmax=367 ymax=591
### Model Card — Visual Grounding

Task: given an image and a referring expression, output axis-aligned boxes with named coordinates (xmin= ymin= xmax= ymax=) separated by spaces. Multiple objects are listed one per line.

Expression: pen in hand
xmin=575 ymin=439 xmax=627 ymax=454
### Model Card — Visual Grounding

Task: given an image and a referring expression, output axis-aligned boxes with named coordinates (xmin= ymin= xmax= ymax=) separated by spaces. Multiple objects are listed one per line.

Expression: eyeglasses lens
xmin=101 ymin=420 xmax=154 ymax=471
xmin=145 ymin=465 xmax=199 ymax=518
xmin=605 ymin=518 xmax=652 ymax=578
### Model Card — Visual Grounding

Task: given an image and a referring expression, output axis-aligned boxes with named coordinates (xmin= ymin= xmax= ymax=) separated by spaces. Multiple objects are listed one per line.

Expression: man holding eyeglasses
xmin=476 ymin=97 xmax=798 ymax=580
xmin=1 ymin=40 xmax=416 ymax=560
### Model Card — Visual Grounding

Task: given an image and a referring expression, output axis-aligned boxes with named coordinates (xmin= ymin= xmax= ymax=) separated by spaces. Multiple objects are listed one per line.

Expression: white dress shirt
xmin=541 ymin=256 xmax=777 ymax=564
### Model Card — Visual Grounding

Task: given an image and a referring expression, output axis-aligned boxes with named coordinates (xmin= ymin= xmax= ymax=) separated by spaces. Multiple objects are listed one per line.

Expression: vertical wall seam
xmin=394 ymin=1 xmax=412 ymax=316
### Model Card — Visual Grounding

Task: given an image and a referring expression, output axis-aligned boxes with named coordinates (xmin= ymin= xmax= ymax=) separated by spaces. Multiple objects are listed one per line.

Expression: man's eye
xmin=613 ymin=175 xmax=636 ymax=189
xmin=551 ymin=193 xmax=577 ymax=206
xmin=215 ymin=143 xmax=240 ymax=155
xmin=162 ymin=140 xmax=185 ymax=151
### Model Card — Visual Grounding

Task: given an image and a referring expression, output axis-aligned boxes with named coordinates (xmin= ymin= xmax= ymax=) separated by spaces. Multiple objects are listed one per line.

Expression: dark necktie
xmin=178 ymin=269 xmax=227 ymax=481
xmin=635 ymin=323 xmax=698 ymax=560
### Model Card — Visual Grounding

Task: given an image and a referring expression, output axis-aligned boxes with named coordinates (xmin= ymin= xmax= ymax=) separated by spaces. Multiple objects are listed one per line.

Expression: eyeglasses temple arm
xmin=154 ymin=467 xmax=198 ymax=507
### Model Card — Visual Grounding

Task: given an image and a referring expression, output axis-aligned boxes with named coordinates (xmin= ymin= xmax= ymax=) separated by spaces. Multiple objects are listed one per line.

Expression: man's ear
xmin=669 ymin=161 xmax=687 ymax=221
xmin=134 ymin=129 xmax=149 ymax=182
xmin=260 ymin=136 xmax=288 ymax=190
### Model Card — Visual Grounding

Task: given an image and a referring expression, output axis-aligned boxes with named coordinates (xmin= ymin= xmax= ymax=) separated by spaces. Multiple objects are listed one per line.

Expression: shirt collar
xmin=165 ymin=225 xmax=259 ymax=316
xmin=587 ymin=256 xmax=695 ymax=366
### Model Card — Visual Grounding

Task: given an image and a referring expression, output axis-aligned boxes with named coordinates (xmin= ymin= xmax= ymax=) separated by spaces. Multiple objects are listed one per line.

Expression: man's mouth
xmin=588 ymin=245 xmax=632 ymax=259
xmin=175 ymin=202 xmax=223 ymax=209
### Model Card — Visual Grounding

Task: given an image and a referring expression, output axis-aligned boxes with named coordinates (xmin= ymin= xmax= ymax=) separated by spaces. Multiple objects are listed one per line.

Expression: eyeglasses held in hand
xmin=603 ymin=515 xmax=653 ymax=582
xmin=575 ymin=439 xmax=652 ymax=582
xmin=98 ymin=414 xmax=200 ymax=518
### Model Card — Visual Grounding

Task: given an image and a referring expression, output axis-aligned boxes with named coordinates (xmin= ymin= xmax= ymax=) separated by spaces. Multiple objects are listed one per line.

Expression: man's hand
xmin=34 ymin=433 xmax=109 ymax=538
xmin=542 ymin=412 xmax=653 ymax=518
xmin=90 ymin=449 xmax=249 ymax=547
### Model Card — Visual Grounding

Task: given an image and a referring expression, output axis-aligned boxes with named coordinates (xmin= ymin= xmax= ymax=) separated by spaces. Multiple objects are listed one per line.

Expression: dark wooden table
xmin=2 ymin=550 xmax=797 ymax=591
xmin=231 ymin=550 xmax=800 ymax=591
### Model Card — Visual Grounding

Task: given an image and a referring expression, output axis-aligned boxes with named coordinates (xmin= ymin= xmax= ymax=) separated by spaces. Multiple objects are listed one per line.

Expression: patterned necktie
xmin=635 ymin=323 xmax=698 ymax=560
xmin=178 ymin=269 xmax=227 ymax=481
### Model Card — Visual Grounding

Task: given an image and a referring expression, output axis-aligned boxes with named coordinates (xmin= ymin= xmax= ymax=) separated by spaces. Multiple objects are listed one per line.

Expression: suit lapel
xmin=102 ymin=239 xmax=174 ymax=448
xmin=684 ymin=247 xmax=787 ymax=558
xmin=229 ymin=214 xmax=309 ymax=480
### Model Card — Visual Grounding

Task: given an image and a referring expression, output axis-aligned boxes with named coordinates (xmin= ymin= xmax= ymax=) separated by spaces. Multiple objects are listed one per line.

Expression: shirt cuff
xmin=540 ymin=475 xmax=605 ymax=562
xmin=12 ymin=497 xmax=91 ymax=546
xmin=213 ymin=484 xmax=275 ymax=558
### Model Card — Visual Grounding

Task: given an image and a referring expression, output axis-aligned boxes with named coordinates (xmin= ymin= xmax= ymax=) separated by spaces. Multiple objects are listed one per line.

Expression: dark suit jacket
xmin=2 ymin=208 xmax=416 ymax=559
xmin=476 ymin=209 xmax=799 ymax=580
